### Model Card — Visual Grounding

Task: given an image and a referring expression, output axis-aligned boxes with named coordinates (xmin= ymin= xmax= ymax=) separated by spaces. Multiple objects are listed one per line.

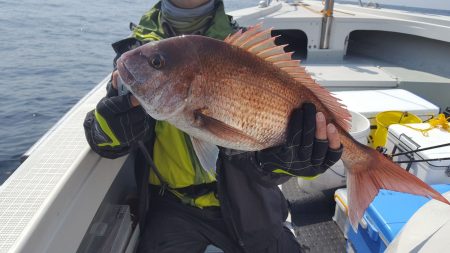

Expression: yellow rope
xmin=401 ymin=114 xmax=450 ymax=137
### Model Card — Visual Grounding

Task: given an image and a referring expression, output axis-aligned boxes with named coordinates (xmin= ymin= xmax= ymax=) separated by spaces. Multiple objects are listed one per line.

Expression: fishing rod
xmin=390 ymin=143 xmax=450 ymax=157
xmin=376 ymin=143 xmax=450 ymax=171
xmin=394 ymin=156 xmax=450 ymax=173
xmin=394 ymin=157 xmax=450 ymax=164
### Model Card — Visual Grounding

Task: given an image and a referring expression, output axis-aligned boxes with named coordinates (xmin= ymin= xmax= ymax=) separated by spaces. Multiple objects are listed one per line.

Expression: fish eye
xmin=149 ymin=54 xmax=164 ymax=69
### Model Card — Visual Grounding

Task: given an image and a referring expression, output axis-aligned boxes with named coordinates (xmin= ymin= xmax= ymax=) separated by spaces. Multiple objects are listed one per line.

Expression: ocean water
xmin=0 ymin=0 xmax=256 ymax=184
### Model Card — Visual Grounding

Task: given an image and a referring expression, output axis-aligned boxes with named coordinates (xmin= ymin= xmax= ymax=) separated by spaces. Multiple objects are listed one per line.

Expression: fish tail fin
xmin=346 ymin=144 xmax=450 ymax=231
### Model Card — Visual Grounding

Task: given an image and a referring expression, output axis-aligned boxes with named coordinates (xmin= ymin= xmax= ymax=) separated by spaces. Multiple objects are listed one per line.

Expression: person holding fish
xmin=84 ymin=0 xmax=364 ymax=253
xmin=85 ymin=0 xmax=450 ymax=252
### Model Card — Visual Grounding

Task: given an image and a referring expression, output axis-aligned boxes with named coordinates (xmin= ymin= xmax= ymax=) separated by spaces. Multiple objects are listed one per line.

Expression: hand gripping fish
xmin=116 ymin=24 xmax=450 ymax=230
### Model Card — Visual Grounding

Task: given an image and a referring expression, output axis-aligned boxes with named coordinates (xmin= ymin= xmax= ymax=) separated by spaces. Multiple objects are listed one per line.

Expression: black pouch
xmin=111 ymin=37 xmax=143 ymax=95
xmin=112 ymin=37 xmax=142 ymax=67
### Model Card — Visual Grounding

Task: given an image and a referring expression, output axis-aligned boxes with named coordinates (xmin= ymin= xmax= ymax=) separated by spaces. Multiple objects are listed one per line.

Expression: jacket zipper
xmin=217 ymin=156 xmax=246 ymax=251
xmin=226 ymin=198 xmax=245 ymax=248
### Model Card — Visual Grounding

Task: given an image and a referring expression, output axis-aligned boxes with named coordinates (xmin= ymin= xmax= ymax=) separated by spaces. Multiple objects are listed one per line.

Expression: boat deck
xmin=283 ymin=179 xmax=346 ymax=253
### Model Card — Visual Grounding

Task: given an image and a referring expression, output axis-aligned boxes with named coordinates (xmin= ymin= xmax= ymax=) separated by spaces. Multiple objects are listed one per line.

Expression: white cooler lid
xmin=385 ymin=191 xmax=450 ymax=253
xmin=333 ymin=89 xmax=439 ymax=119
xmin=389 ymin=123 xmax=450 ymax=167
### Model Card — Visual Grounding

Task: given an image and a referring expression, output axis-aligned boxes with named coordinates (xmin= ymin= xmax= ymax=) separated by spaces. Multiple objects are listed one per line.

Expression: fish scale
xmin=197 ymin=57 xmax=297 ymax=147
xmin=204 ymin=88 xmax=287 ymax=147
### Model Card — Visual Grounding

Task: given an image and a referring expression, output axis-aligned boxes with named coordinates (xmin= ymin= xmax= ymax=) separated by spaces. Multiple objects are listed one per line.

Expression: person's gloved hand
xmin=93 ymin=72 xmax=151 ymax=147
xmin=256 ymin=103 xmax=343 ymax=177
xmin=109 ymin=70 xmax=141 ymax=106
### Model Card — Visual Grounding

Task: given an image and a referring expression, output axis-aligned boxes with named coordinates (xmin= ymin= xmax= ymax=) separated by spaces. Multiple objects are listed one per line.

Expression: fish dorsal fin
xmin=225 ymin=26 xmax=351 ymax=131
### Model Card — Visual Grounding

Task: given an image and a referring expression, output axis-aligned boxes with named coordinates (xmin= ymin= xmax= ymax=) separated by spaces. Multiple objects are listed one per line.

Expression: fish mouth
xmin=116 ymin=59 xmax=136 ymax=87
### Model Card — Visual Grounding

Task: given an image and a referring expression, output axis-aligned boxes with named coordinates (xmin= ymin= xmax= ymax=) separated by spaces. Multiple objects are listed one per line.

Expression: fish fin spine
xmin=224 ymin=25 xmax=351 ymax=131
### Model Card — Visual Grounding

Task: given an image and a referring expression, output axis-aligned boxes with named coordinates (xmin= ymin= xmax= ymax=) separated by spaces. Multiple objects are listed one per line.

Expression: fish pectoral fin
xmin=194 ymin=109 xmax=263 ymax=149
xmin=190 ymin=136 xmax=219 ymax=175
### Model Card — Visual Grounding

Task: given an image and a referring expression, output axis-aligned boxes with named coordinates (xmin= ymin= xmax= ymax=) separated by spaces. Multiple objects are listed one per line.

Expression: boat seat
xmin=304 ymin=62 xmax=398 ymax=89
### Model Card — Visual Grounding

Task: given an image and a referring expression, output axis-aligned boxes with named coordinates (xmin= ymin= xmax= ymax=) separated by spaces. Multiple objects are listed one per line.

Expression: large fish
xmin=116 ymin=25 xmax=449 ymax=229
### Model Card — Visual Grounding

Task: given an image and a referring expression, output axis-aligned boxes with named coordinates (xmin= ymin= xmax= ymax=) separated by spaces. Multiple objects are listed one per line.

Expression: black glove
xmin=83 ymin=79 xmax=152 ymax=158
xmin=256 ymin=103 xmax=343 ymax=177
xmin=96 ymin=80 xmax=152 ymax=146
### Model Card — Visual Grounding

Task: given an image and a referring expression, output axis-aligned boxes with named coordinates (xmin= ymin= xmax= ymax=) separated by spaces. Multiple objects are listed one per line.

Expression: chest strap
xmin=175 ymin=182 xmax=217 ymax=199
xmin=138 ymin=141 xmax=171 ymax=195
xmin=139 ymin=140 xmax=217 ymax=200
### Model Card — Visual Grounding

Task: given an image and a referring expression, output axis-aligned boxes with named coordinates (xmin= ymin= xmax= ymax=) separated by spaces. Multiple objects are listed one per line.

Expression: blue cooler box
xmin=347 ymin=184 xmax=450 ymax=253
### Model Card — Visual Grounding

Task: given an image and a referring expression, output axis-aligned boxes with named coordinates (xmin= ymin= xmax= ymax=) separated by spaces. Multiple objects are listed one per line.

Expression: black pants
xmin=136 ymin=192 xmax=302 ymax=253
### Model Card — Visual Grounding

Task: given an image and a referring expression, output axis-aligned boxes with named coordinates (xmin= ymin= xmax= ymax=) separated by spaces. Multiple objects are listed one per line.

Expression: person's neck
xmin=161 ymin=0 xmax=215 ymax=19
xmin=168 ymin=0 xmax=212 ymax=9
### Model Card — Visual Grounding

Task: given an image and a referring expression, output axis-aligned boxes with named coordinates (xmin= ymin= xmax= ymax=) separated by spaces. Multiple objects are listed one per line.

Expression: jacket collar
xmin=132 ymin=0 xmax=237 ymax=42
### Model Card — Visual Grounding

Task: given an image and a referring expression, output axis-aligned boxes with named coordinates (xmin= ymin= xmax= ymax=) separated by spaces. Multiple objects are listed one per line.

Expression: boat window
xmin=272 ymin=29 xmax=308 ymax=60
